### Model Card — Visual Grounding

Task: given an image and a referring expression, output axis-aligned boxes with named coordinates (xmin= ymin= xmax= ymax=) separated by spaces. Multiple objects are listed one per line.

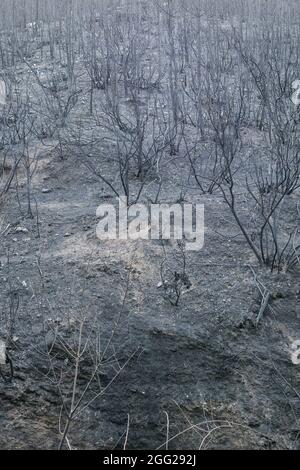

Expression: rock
xmin=41 ymin=188 xmax=52 ymax=194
